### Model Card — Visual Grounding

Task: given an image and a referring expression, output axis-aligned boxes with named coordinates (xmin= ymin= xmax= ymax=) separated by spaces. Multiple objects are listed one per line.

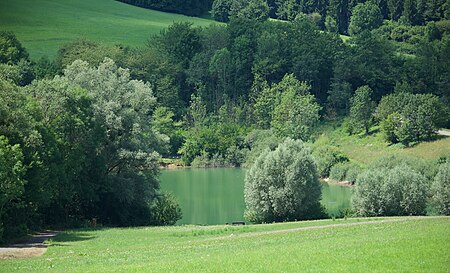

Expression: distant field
xmin=0 ymin=217 xmax=448 ymax=272
xmin=0 ymin=0 xmax=216 ymax=59
xmin=315 ymin=122 xmax=450 ymax=165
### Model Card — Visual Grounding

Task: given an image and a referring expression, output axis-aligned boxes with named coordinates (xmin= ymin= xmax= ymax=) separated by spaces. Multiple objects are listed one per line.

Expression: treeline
xmin=117 ymin=0 xmax=212 ymax=16
xmin=211 ymin=0 xmax=450 ymax=34
xmin=16 ymin=13 xmax=449 ymax=166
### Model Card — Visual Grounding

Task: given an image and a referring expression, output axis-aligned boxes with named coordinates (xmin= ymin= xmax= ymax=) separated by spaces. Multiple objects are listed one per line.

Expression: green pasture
xmin=1 ymin=217 xmax=448 ymax=272
xmin=0 ymin=0 xmax=216 ymax=59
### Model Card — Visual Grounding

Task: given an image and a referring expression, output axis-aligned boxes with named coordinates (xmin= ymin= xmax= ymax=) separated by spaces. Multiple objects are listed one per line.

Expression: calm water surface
xmin=160 ymin=168 xmax=352 ymax=225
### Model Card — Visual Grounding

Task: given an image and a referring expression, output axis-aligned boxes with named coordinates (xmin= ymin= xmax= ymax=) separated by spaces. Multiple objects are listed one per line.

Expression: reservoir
xmin=160 ymin=168 xmax=352 ymax=225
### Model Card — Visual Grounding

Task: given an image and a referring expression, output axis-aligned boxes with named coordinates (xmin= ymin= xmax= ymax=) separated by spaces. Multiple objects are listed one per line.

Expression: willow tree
xmin=244 ymin=138 xmax=323 ymax=223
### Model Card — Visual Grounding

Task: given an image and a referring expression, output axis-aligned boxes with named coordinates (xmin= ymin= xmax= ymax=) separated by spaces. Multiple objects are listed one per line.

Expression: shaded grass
xmin=0 ymin=217 xmax=448 ymax=272
xmin=0 ymin=0 xmax=217 ymax=59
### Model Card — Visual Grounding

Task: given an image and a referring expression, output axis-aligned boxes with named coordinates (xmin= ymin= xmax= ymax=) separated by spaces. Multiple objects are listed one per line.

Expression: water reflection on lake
xmin=160 ymin=168 xmax=352 ymax=225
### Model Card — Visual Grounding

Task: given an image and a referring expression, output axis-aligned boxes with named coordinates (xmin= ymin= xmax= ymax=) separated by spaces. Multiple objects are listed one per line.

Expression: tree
xmin=377 ymin=92 xmax=449 ymax=144
xmin=349 ymin=85 xmax=375 ymax=134
xmin=150 ymin=193 xmax=182 ymax=225
xmin=402 ymin=0 xmax=419 ymax=25
xmin=0 ymin=136 xmax=26 ymax=242
xmin=211 ymin=0 xmax=232 ymax=22
xmin=349 ymin=1 xmax=384 ymax=35
xmin=431 ymin=161 xmax=450 ymax=215
xmin=235 ymin=0 xmax=270 ymax=21
xmin=244 ymin=138 xmax=323 ymax=223
xmin=0 ymin=31 xmax=29 ymax=64
xmin=276 ymin=0 xmax=299 ymax=20
xmin=272 ymin=93 xmax=321 ymax=141
xmin=387 ymin=0 xmax=404 ymax=20
xmin=63 ymin=58 xmax=164 ymax=225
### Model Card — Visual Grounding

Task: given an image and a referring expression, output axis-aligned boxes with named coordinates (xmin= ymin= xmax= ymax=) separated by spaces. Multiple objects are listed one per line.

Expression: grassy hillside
xmin=0 ymin=0 xmax=216 ymax=59
xmin=315 ymin=121 xmax=450 ymax=165
xmin=0 ymin=217 xmax=448 ymax=272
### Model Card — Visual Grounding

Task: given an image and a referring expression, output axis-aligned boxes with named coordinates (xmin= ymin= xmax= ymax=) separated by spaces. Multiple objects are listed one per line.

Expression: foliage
xmin=150 ymin=193 xmax=182 ymax=225
xmin=312 ymin=145 xmax=349 ymax=178
xmin=431 ymin=161 xmax=450 ymax=215
xmin=244 ymin=138 xmax=323 ymax=223
xmin=329 ymin=161 xmax=362 ymax=183
xmin=349 ymin=85 xmax=376 ymax=135
xmin=0 ymin=136 xmax=26 ymax=242
xmin=0 ymin=31 xmax=28 ymax=64
xmin=377 ymin=92 xmax=449 ymax=144
xmin=270 ymin=76 xmax=321 ymax=140
xmin=116 ymin=0 xmax=212 ymax=16
xmin=349 ymin=1 xmax=383 ymax=36
xmin=56 ymin=39 xmax=125 ymax=70
xmin=353 ymin=165 xmax=428 ymax=216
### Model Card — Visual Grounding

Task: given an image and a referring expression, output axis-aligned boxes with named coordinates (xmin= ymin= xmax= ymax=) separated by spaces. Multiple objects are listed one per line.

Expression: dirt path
xmin=437 ymin=130 xmax=450 ymax=137
xmin=207 ymin=216 xmax=450 ymax=242
xmin=0 ymin=231 xmax=59 ymax=259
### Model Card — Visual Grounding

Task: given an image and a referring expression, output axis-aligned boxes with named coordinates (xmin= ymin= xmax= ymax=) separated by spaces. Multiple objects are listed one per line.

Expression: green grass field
xmin=0 ymin=217 xmax=448 ymax=272
xmin=315 ymin=121 xmax=450 ymax=165
xmin=0 ymin=0 xmax=216 ymax=59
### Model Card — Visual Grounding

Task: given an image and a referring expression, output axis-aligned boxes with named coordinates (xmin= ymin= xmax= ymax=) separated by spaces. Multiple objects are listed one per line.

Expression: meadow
xmin=0 ymin=217 xmax=448 ymax=272
xmin=315 ymin=121 xmax=450 ymax=165
xmin=0 ymin=0 xmax=216 ymax=59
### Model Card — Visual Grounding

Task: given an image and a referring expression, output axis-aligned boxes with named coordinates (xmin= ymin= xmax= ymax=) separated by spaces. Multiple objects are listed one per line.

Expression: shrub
xmin=329 ymin=161 xmax=362 ymax=184
xmin=151 ymin=193 xmax=182 ymax=226
xmin=431 ymin=162 xmax=450 ymax=215
xmin=312 ymin=145 xmax=349 ymax=178
xmin=329 ymin=162 xmax=349 ymax=181
xmin=244 ymin=138 xmax=324 ymax=223
xmin=352 ymin=165 xmax=428 ymax=217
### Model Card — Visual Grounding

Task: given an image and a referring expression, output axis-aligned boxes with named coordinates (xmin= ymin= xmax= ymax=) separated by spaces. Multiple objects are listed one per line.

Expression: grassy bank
xmin=1 ymin=217 xmax=448 ymax=272
xmin=0 ymin=0 xmax=216 ymax=59
xmin=315 ymin=121 xmax=450 ymax=165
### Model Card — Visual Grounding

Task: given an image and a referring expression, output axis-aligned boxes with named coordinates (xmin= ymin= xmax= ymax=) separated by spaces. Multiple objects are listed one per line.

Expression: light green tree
xmin=349 ymin=85 xmax=375 ymax=135
xmin=244 ymin=138 xmax=323 ymax=223
xmin=431 ymin=162 xmax=450 ymax=215
xmin=271 ymin=75 xmax=321 ymax=141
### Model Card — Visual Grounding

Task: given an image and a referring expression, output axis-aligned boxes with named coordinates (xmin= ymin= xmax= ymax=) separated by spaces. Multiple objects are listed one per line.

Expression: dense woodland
xmin=1 ymin=0 xmax=450 ymax=242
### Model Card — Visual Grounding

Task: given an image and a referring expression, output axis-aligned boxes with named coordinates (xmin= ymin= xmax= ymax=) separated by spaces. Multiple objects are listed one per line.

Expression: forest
xmin=1 ymin=0 xmax=449 ymax=242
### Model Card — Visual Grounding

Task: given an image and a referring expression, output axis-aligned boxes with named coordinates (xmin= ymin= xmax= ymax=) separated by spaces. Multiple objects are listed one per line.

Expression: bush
xmin=352 ymin=165 xmax=428 ymax=217
xmin=329 ymin=161 xmax=362 ymax=184
xmin=244 ymin=138 xmax=324 ymax=223
xmin=329 ymin=162 xmax=348 ymax=181
xmin=151 ymin=193 xmax=182 ymax=226
xmin=431 ymin=161 xmax=450 ymax=215
xmin=312 ymin=145 xmax=349 ymax=178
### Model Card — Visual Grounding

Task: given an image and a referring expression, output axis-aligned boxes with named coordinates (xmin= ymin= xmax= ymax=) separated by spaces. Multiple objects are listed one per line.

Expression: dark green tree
xmin=349 ymin=1 xmax=384 ymax=35
xmin=0 ymin=31 xmax=29 ymax=64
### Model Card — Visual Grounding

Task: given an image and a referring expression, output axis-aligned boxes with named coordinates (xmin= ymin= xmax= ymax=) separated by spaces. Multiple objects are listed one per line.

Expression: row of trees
xmin=116 ymin=0 xmax=212 ymax=16
xmin=210 ymin=0 xmax=450 ymax=34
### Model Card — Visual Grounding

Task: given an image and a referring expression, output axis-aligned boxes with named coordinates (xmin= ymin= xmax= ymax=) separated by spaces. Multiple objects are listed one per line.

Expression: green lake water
xmin=160 ymin=168 xmax=352 ymax=225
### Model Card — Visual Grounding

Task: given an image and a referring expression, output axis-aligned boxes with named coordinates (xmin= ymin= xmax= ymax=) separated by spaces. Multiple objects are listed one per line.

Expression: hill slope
xmin=1 ymin=217 xmax=448 ymax=272
xmin=0 ymin=0 xmax=216 ymax=59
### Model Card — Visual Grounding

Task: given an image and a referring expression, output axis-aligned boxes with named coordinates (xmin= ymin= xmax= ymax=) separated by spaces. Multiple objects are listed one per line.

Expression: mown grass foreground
xmin=0 ymin=0 xmax=216 ymax=59
xmin=1 ymin=217 xmax=448 ymax=272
